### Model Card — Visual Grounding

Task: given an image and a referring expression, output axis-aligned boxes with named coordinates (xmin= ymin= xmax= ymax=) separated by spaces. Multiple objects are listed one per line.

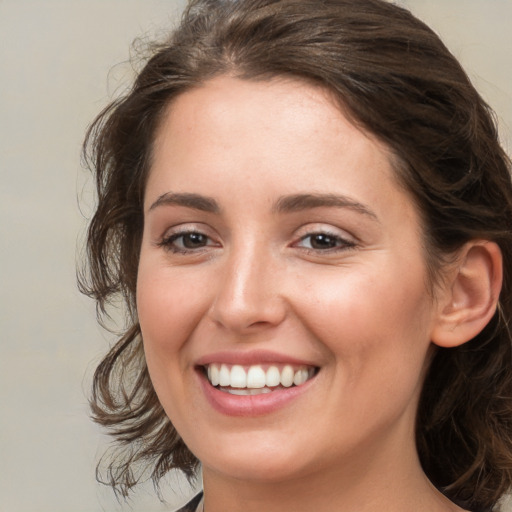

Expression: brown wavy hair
xmin=79 ymin=0 xmax=512 ymax=509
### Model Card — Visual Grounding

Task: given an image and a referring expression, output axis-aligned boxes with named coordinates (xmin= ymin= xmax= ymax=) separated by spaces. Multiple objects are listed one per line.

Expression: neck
xmin=200 ymin=429 xmax=463 ymax=512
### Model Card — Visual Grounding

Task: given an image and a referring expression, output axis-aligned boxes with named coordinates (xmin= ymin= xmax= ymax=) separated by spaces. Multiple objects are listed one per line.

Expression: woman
xmin=80 ymin=0 xmax=512 ymax=511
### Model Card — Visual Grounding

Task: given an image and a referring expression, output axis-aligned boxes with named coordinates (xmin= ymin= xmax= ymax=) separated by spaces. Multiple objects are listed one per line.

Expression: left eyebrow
xmin=148 ymin=192 xmax=220 ymax=214
xmin=272 ymin=193 xmax=379 ymax=221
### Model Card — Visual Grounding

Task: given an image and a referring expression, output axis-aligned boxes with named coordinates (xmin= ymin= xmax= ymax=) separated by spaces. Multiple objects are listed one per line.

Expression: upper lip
xmin=195 ymin=349 xmax=319 ymax=368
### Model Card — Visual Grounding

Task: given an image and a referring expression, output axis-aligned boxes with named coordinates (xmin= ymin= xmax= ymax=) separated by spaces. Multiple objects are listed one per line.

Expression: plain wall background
xmin=0 ymin=1 xmax=510 ymax=511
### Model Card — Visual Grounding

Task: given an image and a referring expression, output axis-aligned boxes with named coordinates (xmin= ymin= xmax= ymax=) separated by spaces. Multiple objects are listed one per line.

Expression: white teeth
xmin=219 ymin=364 xmax=231 ymax=386
xmin=209 ymin=364 xmax=220 ymax=386
xmin=266 ymin=366 xmax=281 ymax=387
xmin=205 ymin=363 xmax=316 ymax=390
xmin=230 ymin=365 xmax=247 ymax=388
xmin=225 ymin=388 xmax=252 ymax=396
xmin=293 ymin=368 xmax=309 ymax=386
xmin=247 ymin=366 xmax=266 ymax=388
xmin=281 ymin=365 xmax=294 ymax=387
xmin=224 ymin=387 xmax=273 ymax=395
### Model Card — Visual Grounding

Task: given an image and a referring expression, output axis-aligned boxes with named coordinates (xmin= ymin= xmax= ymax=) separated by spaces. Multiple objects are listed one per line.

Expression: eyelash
xmin=157 ymin=229 xmax=356 ymax=255
xmin=158 ymin=230 xmax=217 ymax=254
xmin=294 ymin=231 xmax=356 ymax=253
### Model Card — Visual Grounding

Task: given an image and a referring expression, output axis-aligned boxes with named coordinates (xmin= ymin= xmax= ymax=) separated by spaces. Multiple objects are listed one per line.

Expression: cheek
xmin=136 ymin=264 xmax=213 ymax=428
xmin=295 ymin=262 xmax=433 ymax=377
xmin=136 ymin=262 xmax=211 ymax=382
xmin=138 ymin=260 xmax=206 ymax=336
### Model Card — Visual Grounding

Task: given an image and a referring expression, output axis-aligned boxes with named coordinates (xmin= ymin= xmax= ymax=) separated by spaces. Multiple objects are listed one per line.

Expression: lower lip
xmin=198 ymin=370 xmax=316 ymax=417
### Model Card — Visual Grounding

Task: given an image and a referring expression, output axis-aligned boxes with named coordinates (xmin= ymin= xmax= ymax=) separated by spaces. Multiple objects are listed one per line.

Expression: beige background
xmin=0 ymin=1 xmax=510 ymax=511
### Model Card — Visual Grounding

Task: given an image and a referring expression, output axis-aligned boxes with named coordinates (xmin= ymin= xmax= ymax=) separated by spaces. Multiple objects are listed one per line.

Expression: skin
xmin=137 ymin=76 xmax=469 ymax=511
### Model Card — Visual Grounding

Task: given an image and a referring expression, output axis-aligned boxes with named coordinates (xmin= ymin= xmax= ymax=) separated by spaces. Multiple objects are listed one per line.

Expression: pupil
xmin=311 ymin=234 xmax=336 ymax=249
xmin=184 ymin=233 xmax=206 ymax=248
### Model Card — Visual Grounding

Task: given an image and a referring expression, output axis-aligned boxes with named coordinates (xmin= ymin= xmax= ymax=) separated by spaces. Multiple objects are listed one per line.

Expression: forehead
xmin=148 ymin=76 xmax=402 ymax=203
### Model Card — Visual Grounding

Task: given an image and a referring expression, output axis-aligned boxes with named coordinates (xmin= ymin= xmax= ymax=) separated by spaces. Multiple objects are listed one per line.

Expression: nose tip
xmin=208 ymin=258 xmax=287 ymax=334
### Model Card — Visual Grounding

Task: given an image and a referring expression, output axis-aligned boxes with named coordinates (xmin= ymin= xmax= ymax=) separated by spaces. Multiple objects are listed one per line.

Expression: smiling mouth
xmin=202 ymin=363 xmax=318 ymax=395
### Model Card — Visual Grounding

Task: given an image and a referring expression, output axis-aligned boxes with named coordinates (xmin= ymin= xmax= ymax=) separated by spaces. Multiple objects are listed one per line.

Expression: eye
xmin=296 ymin=232 xmax=355 ymax=251
xmin=158 ymin=230 xmax=217 ymax=253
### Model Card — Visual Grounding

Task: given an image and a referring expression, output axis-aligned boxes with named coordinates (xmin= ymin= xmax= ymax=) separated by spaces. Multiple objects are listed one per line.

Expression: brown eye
xmin=180 ymin=232 xmax=208 ymax=248
xmin=159 ymin=231 xmax=216 ymax=253
xmin=296 ymin=231 xmax=356 ymax=252
xmin=308 ymin=234 xmax=339 ymax=249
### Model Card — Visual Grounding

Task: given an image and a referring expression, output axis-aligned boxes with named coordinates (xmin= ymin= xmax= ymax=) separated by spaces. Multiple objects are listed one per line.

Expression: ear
xmin=431 ymin=241 xmax=503 ymax=348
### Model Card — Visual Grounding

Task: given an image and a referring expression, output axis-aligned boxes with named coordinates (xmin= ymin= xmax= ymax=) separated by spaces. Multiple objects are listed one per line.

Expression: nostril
xmin=209 ymin=297 xmax=288 ymax=333
xmin=248 ymin=320 xmax=273 ymax=328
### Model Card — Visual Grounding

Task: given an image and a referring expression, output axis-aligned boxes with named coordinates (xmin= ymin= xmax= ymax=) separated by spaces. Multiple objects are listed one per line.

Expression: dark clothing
xmin=175 ymin=492 xmax=203 ymax=512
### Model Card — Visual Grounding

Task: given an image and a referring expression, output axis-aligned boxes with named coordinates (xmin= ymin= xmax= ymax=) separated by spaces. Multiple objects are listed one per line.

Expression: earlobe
xmin=431 ymin=241 xmax=503 ymax=348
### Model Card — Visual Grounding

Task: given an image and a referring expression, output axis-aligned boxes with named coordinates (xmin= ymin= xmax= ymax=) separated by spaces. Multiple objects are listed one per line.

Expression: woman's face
xmin=137 ymin=76 xmax=442 ymax=483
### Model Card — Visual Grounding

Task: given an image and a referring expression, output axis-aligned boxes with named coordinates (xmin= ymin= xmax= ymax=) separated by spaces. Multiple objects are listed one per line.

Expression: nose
xmin=208 ymin=243 xmax=287 ymax=334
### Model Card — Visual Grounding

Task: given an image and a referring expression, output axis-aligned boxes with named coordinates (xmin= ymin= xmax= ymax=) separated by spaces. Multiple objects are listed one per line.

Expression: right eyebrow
xmin=148 ymin=192 xmax=220 ymax=214
xmin=272 ymin=193 xmax=379 ymax=221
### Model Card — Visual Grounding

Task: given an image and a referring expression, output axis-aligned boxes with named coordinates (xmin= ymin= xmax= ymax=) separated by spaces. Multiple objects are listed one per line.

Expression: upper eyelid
xmin=293 ymin=223 xmax=357 ymax=241
xmin=154 ymin=222 xmax=358 ymax=245
xmin=159 ymin=222 xmax=215 ymax=238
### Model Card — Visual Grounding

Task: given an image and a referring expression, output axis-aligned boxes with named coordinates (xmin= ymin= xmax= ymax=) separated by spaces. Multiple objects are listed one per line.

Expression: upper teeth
xmin=206 ymin=364 xmax=314 ymax=389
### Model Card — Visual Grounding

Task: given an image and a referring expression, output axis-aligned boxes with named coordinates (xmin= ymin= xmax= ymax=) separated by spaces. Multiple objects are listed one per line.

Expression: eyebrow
xmin=148 ymin=191 xmax=378 ymax=221
xmin=148 ymin=192 xmax=220 ymax=213
xmin=272 ymin=193 xmax=378 ymax=220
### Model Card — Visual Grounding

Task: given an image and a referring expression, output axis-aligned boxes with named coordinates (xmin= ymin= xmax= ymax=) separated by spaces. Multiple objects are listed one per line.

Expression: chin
xmin=193 ymin=430 xmax=315 ymax=483
xmin=205 ymin=455 xmax=309 ymax=483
